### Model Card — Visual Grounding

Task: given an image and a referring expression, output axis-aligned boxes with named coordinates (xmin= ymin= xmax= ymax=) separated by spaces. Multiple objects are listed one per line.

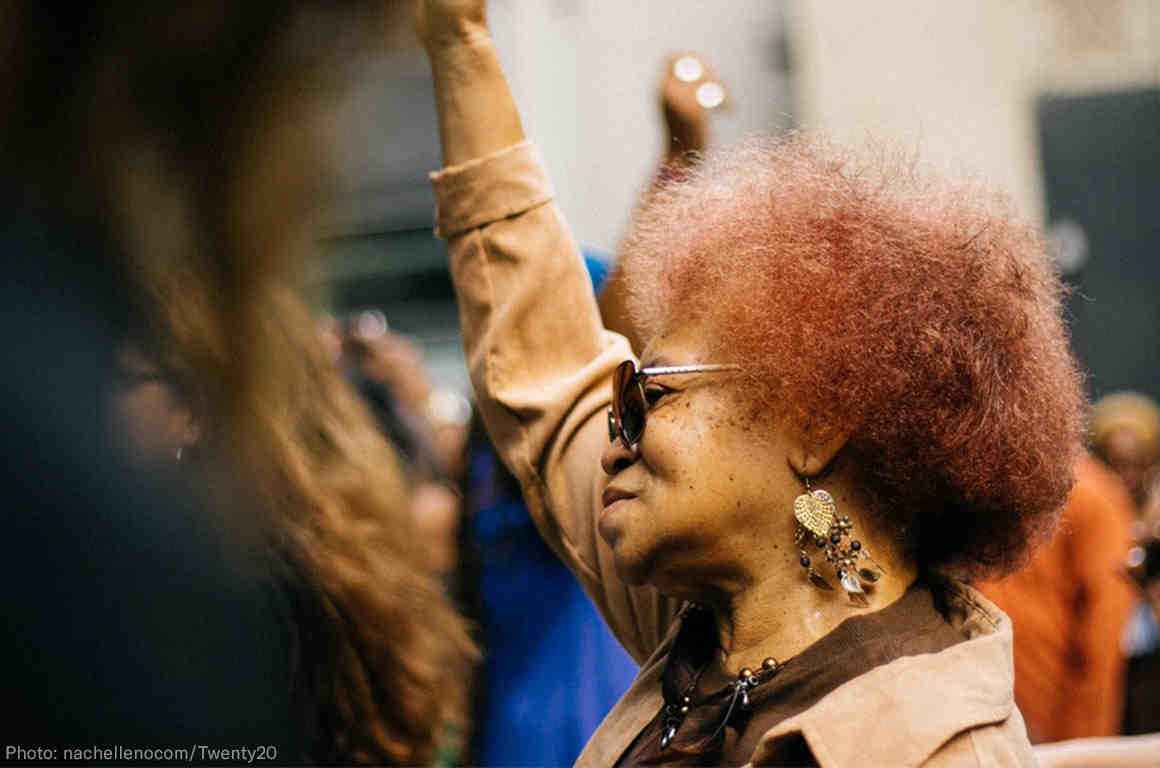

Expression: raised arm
xmin=415 ymin=0 xmax=680 ymax=662
xmin=416 ymin=0 xmax=524 ymax=165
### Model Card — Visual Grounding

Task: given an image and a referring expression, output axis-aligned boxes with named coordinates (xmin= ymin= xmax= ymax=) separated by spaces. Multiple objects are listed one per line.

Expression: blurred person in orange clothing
xmin=979 ymin=453 xmax=1136 ymax=743
xmin=1090 ymin=393 xmax=1160 ymax=673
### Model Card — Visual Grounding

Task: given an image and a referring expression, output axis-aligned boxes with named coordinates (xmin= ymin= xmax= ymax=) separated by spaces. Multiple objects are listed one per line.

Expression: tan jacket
xmin=431 ymin=142 xmax=1037 ymax=767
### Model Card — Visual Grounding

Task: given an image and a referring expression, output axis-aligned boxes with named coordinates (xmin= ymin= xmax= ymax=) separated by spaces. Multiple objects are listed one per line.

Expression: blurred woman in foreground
xmin=417 ymin=1 xmax=1084 ymax=764
xmin=1 ymin=2 xmax=470 ymax=762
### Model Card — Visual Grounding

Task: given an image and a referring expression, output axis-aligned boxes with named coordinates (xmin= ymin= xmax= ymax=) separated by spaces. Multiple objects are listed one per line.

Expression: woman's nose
xmin=601 ymin=429 xmax=638 ymax=476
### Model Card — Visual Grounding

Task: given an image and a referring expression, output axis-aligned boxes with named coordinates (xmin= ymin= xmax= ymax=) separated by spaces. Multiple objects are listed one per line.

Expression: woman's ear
xmin=786 ymin=424 xmax=850 ymax=479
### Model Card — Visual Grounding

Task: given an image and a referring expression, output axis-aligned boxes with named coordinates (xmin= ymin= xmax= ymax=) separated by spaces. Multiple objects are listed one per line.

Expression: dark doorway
xmin=1038 ymin=87 xmax=1160 ymax=402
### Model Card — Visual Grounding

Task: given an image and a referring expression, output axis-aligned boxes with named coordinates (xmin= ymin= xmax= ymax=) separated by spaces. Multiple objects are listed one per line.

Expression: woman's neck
xmin=702 ymin=505 xmax=918 ymax=686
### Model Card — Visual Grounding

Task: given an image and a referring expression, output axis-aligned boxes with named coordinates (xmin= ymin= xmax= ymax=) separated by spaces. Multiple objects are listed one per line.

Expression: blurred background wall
xmin=321 ymin=0 xmax=1159 ymax=402
xmin=487 ymin=0 xmax=792 ymax=253
xmin=794 ymin=0 xmax=1160 ymax=402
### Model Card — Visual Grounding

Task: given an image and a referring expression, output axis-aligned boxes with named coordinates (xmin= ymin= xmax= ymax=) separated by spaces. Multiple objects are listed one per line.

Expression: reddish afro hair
xmin=618 ymin=134 xmax=1085 ymax=579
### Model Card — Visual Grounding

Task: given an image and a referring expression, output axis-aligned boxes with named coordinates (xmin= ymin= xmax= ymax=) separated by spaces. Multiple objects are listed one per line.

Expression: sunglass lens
xmin=612 ymin=360 xmax=646 ymax=445
xmin=620 ymin=388 xmax=645 ymax=444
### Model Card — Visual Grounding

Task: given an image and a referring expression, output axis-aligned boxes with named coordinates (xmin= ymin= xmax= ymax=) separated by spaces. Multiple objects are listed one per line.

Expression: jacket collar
xmin=748 ymin=580 xmax=1016 ymax=767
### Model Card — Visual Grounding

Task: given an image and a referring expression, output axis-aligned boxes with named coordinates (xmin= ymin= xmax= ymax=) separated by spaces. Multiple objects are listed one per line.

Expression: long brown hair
xmin=2 ymin=2 xmax=473 ymax=763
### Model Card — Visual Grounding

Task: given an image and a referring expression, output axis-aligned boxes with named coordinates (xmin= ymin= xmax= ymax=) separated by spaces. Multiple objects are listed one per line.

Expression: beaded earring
xmin=792 ymin=477 xmax=883 ymax=604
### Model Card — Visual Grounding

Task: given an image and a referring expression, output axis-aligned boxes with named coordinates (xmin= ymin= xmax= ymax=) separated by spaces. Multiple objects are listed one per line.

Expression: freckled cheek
xmin=643 ymin=429 xmax=735 ymax=519
xmin=638 ymin=434 xmax=680 ymax=483
xmin=640 ymin=409 xmax=712 ymax=478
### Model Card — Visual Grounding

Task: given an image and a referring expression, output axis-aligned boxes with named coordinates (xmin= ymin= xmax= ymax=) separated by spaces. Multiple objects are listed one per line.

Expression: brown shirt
xmin=430 ymin=142 xmax=1038 ymax=766
xmin=616 ymin=581 xmax=965 ymax=766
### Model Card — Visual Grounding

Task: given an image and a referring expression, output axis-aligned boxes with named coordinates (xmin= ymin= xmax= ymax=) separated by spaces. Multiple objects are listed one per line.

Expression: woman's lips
xmin=601 ymin=487 xmax=636 ymax=510
xmin=599 ymin=488 xmax=637 ymax=542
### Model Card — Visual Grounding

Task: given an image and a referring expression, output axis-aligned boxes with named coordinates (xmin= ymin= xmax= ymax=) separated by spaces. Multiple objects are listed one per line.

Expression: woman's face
xmin=110 ymin=345 xmax=198 ymax=465
xmin=1104 ymin=426 xmax=1158 ymax=508
xmin=598 ymin=326 xmax=801 ymax=597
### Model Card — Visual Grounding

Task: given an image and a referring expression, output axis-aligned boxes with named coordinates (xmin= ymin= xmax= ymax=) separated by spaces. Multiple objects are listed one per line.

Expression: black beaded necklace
xmin=658 ymin=605 xmax=793 ymax=750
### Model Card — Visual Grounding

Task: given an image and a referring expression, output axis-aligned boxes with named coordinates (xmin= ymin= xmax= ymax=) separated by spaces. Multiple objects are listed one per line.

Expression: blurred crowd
xmin=1 ymin=2 xmax=1159 ymax=767
xmin=980 ymin=391 xmax=1160 ymax=742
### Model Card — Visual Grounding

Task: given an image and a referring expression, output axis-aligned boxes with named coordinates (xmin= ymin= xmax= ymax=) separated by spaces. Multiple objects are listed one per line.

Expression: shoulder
xmin=750 ymin=716 xmax=1036 ymax=768
xmin=922 ymin=714 xmax=1038 ymax=767
xmin=750 ymin=579 xmax=1030 ymax=768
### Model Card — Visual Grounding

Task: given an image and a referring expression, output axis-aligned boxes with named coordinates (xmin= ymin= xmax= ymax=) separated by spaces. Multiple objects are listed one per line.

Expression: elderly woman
xmin=417 ymin=2 xmax=1083 ymax=765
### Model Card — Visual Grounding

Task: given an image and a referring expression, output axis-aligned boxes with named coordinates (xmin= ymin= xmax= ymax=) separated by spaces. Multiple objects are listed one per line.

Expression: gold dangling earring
xmin=793 ymin=476 xmax=835 ymax=591
xmin=792 ymin=476 xmax=883 ymax=605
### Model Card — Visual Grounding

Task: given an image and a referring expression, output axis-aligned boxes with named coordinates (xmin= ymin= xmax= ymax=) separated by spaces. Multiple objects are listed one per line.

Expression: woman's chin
xmin=599 ymin=504 xmax=666 ymax=586
xmin=610 ymin=550 xmax=653 ymax=586
xmin=599 ymin=533 xmax=644 ymax=585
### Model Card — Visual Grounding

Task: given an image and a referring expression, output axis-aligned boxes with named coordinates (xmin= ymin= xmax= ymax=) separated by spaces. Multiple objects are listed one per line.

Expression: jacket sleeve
xmin=430 ymin=142 xmax=680 ymax=663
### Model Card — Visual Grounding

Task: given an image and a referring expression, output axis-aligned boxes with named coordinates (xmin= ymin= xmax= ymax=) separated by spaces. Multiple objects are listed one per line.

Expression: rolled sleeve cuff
xmin=429 ymin=141 xmax=555 ymax=239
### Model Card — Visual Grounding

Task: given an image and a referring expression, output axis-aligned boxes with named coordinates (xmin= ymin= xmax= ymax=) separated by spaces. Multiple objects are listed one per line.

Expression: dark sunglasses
xmin=607 ymin=359 xmax=740 ymax=447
